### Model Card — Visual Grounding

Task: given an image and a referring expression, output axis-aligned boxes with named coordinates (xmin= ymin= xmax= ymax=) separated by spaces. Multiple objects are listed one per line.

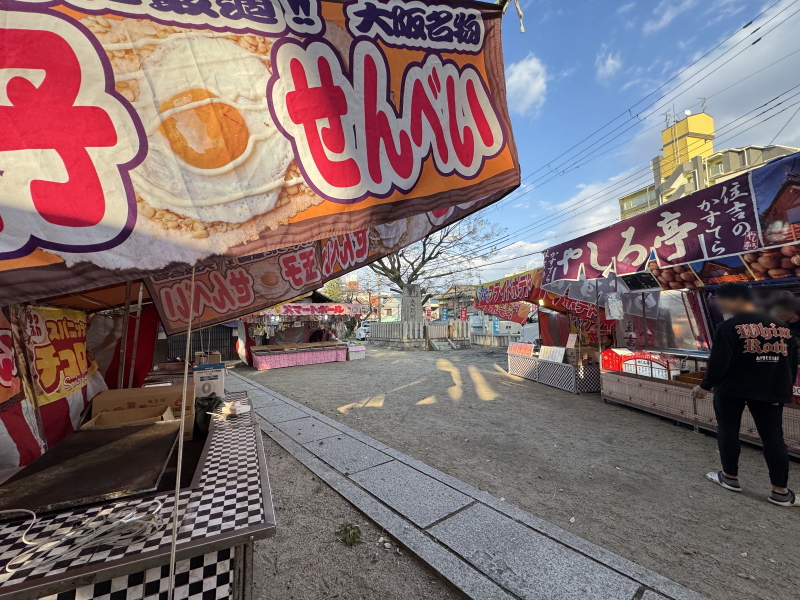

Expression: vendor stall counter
xmin=601 ymin=369 xmax=800 ymax=458
xmin=0 ymin=391 xmax=274 ymax=600
xmin=507 ymin=344 xmax=601 ymax=394
xmin=251 ymin=342 xmax=348 ymax=370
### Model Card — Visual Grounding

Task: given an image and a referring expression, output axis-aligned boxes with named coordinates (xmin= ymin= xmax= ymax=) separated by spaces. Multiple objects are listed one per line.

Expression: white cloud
xmin=505 ymin=53 xmax=548 ymax=117
xmin=644 ymin=0 xmax=698 ymax=34
xmin=630 ymin=0 xmax=800 ymax=155
xmin=595 ymin=45 xmax=623 ymax=81
xmin=476 ymin=240 xmax=547 ymax=281
xmin=703 ymin=0 xmax=746 ymax=26
xmin=617 ymin=2 xmax=636 ymax=14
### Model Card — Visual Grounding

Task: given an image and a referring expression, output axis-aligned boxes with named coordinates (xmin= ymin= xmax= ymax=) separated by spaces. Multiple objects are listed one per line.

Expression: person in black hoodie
xmin=692 ymin=283 xmax=800 ymax=507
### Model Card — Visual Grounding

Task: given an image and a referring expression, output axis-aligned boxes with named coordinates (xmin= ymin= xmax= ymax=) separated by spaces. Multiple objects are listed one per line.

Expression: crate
xmin=673 ymin=371 xmax=705 ymax=385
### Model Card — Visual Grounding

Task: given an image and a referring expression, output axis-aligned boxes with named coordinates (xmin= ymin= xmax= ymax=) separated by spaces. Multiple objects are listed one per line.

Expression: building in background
xmin=436 ymin=285 xmax=477 ymax=314
xmin=619 ymin=112 xmax=798 ymax=220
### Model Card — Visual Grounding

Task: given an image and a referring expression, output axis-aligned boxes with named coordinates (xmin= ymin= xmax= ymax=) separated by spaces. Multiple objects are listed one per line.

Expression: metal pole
xmin=127 ymin=282 xmax=145 ymax=389
xmin=117 ymin=281 xmax=132 ymax=389
xmin=596 ymin=282 xmax=601 ymax=356
xmin=167 ymin=267 xmax=196 ymax=600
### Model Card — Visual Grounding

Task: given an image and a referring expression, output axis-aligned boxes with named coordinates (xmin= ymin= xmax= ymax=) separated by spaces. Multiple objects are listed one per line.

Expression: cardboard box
xmin=194 ymin=363 xmax=225 ymax=398
xmin=195 ymin=351 xmax=221 ymax=365
xmin=91 ymin=387 xmax=194 ymax=418
xmin=82 ymin=406 xmax=174 ymax=430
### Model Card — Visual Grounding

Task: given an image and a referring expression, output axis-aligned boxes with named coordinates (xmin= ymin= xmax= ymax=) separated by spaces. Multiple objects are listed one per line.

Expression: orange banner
xmin=0 ymin=1 xmax=517 ymax=305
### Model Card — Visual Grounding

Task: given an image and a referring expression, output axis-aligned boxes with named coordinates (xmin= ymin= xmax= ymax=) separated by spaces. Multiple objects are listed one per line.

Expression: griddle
xmin=0 ymin=422 xmax=180 ymax=514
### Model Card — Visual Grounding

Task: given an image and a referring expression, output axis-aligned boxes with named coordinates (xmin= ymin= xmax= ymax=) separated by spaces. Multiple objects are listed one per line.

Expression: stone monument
xmin=401 ymin=284 xmax=423 ymax=321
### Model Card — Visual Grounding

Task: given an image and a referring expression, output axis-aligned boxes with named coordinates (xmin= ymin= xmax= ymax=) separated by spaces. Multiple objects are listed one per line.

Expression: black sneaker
xmin=768 ymin=489 xmax=800 ymax=507
xmin=706 ymin=471 xmax=742 ymax=492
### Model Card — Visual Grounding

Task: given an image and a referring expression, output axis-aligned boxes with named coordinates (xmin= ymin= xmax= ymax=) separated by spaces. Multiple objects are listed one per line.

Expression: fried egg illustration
xmin=130 ymin=35 xmax=293 ymax=224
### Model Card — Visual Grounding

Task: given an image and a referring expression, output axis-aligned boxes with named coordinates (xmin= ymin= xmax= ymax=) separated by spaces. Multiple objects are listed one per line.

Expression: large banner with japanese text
xmin=0 ymin=0 xmax=517 ymax=305
xmin=2 ymin=306 xmax=107 ymax=465
xmin=473 ymin=270 xmax=547 ymax=308
xmin=148 ymin=200 xmax=486 ymax=333
xmin=542 ymin=173 xmax=760 ymax=285
xmin=542 ymin=151 xmax=800 ymax=287
xmin=260 ymin=303 xmax=361 ymax=316
xmin=18 ymin=307 xmax=98 ymax=405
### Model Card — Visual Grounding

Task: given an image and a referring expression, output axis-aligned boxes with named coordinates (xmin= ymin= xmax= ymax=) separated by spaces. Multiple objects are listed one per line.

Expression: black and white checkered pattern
xmin=208 ymin=392 xmax=254 ymax=429
xmin=0 ymin=396 xmax=264 ymax=592
xmin=574 ymin=366 xmax=602 ymax=394
xmin=537 ymin=361 xmax=602 ymax=394
xmin=38 ymin=548 xmax=234 ymax=600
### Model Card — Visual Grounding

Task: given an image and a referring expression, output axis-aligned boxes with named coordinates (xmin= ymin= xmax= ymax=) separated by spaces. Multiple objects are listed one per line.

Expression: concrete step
xmin=429 ymin=339 xmax=454 ymax=351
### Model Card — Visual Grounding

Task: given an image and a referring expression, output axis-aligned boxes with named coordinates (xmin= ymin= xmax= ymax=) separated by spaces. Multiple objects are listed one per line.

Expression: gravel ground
xmin=240 ymin=346 xmax=800 ymax=600
xmin=253 ymin=432 xmax=466 ymax=600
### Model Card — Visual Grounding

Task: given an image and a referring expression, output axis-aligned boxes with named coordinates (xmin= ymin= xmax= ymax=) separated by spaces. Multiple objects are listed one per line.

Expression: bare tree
xmin=367 ymin=214 xmax=504 ymax=304
xmin=350 ymin=270 xmax=391 ymax=321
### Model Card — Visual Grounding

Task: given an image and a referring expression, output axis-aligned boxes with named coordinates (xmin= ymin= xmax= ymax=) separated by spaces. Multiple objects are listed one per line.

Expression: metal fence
xmin=471 ymin=333 xmax=520 ymax=347
xmin=159 ymin=324 xmax=236 ymax=362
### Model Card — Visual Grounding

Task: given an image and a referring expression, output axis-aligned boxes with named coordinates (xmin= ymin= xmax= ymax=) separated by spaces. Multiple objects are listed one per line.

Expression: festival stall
xmin=243 ymin=303 xmax=361 ymax=370
xmin=539 ymin=152 xmax=800 ymax=456
xmin=0 ymin=1 xmax=519 ymax=598
xmin=475 ymin=271 xmax=612 ymax=393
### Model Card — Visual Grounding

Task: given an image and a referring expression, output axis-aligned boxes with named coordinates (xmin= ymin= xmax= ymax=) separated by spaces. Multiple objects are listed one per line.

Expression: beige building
xmin=619 ymin=112 xmax=798 ymax=220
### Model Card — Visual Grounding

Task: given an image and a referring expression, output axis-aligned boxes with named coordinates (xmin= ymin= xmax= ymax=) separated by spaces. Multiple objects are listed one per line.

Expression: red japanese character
xmin=228 ymin=268 xmax=254 ymax=306
xmin=0 ymin=29 xmax=117 ymax=227
xmin=363 ymin=53 xmax=413 ymax=183
xmin=285 ymin=57 xmax=361 ymax=188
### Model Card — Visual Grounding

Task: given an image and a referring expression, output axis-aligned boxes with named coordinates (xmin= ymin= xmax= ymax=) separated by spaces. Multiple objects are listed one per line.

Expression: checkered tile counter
xmin=508 ymin=354 xmax=601 ymax=394
xmin=0 ymin=393 xmax=274 ymax=600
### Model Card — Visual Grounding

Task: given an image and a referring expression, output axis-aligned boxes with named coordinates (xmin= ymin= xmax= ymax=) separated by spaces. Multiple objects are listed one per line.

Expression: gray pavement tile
xmin=643 ymin=592 xmax=667 ymax=600
xmin=242 ymin=372 xmax=705 ymax=600
xmin=273 ymin=416 xmax=342 ymax=444
xmin=262 ymin=424 xmax=515 ymax=600
xmin=350 ymin=461 xmax=472 ymax=528
xmin=256 ymin=403 xmax=308 ymax=423
xmin=429 ymin=504 xmax=640 ymax=600
xmin=302 ymin=435 xmax=392 ymax=475
xmin=356 ymin=432 xmax=706 ymax=600
xmin=250 ymin=395 xmax=285 ymax=409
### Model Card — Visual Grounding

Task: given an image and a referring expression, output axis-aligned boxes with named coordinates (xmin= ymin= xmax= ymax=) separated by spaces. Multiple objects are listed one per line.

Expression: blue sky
xmin=476 ymin=0 xmax=800 ymax=281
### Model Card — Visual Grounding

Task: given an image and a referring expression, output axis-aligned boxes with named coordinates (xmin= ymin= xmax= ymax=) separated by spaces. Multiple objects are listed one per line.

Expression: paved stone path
xmin=227 ymin=371 xmax=707 ymax=600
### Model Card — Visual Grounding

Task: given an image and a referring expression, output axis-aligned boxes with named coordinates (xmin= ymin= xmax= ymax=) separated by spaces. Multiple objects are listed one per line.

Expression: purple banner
xmin=542 ymin=173 xmax=761 ymax=284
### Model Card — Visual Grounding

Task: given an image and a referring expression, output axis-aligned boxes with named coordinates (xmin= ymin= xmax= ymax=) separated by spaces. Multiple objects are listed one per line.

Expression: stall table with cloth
xmin=0 ymin=392 xmax=275 ymax=600
xmin=250 ymin=342 xmax=348 ymax=370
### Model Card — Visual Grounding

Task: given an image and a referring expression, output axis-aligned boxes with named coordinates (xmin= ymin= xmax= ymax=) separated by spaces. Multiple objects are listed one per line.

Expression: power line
xmin=481 ymin=0 xmax=800 ymax=218
xmin=441 ymin=93 xmax=800 ymax=271
xmin=468 ymin=69 xmax=800 ymax=256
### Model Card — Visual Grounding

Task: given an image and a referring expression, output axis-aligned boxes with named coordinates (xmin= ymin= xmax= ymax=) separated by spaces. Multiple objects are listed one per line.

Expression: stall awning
xmin=0 ymin=2 xmax=519 ymax=315
xmin=542 ymin=152 xmax=800 ymax=291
